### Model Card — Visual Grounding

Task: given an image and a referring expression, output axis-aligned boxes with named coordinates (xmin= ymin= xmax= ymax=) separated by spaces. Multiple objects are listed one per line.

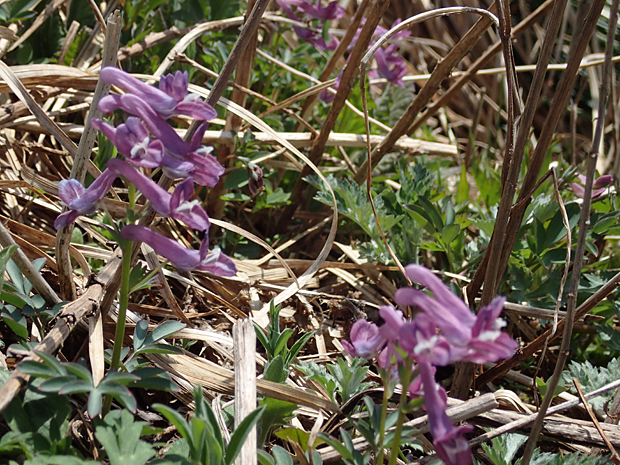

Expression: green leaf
xmin=273 ymin=329 xmax=294 ymax=358
xmin=0 ymin=245 xmax=18 ymax=293
xmin=143 ymin=320 xmax=185 ymax=347
xmin=272 ymin=445 xmax=294 ymax=465
xmin=258 ymin=450 xmax=276 ymax=465
xmin=225 ymin=406 xmax=265 ymax=465
xmin=441 ymin=223 xmax=461 ymax=245
xmin=153 ymin=404 xmax=192 ymax=445
xmin=285 ymin=331 xmax=314 ymax=367
xmin=456 ymin=164 xmax=469 ymax=204
xmin=2 ymin=307 xmax=28 ymax=340
xmin=263 ymin=355 xmax=287 ymax=384
xmin=257 ymin=397 xmax=297 ymax=446
xmin=133 ymin=320 xmax=149 ymax=352
xmin=94 ymin=410 xmax=155 ymax=465
xmin=17 ymin=361 xmax=58 ymax=378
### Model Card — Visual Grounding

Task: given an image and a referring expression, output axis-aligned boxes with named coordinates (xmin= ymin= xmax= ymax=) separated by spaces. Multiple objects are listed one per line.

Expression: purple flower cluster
xmin=342 ymin=265 xmax=519 ymax=465
xmin=570 ymin=174 xmax=613 ymax=200
xmin=55 ymin=68 xmax=236 ymax=277
xmin=276 ymin=0 xmax=342 ymax=51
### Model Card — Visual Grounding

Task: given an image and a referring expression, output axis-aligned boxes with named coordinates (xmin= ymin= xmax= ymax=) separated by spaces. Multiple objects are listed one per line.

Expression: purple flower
xmin=294 ymin=26 xmax=339 ymax=51
xmin=99 ymin=94 xmax=192 ymax=156
xmin=395 ymin=288 xmax=471 ymax=347
xmin=55 ymin=169 xmax=117 ymax=229
xmin=92 ymin=117 xmax=163 ymax=168
xmin=570 ymin=174 xmax=613 ymax=199
xmin=120 ymin=225 xmax=236 ymax=276
xmin=341 ymin=319 xmax=385 ymax=359
xmin=399 ymin=317 xmax=455 ymax=366
xmin=378 ymin=305 xmax=405 ymax=342
xmin=419 ymin=361 xmax=472 ymax=465
xmin=372 ymin=44 xmax=408 ymax=87
xmin=285 ymin=0 xmax=344 ymax=20
xmin=395 ymin=265 xmax=518 ymax=365
xmin=107 ymin=159 xmax=210 ymax=231
xmin=99 ymin=68 xmax=216 ymax=121
xmin=465 ymin=297 xmax=519 ymax=364
xmin=275 ymin=0 xmax=339 ymax=51
xmin=98 ymin=95 xmax=224 ymax=186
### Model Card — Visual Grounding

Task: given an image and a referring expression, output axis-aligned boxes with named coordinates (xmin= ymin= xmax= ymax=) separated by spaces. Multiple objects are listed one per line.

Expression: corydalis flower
xmin=92 ymin=117 xmax=163 ymax=168
xmin=120 ymin=225 xmax=236 ymax=276
xmin=55 ymin=169 xmax=117 ymax=229
xmin=275 ymin=0 xmax=339 ymax=51
xmin=570 ymin=174 xmax=613 ymax=199
xmin=98 ymin=94 xmax=224 ymax=187
xmin=370 ymin=44 xmax=408 ymax=87
xmin=341 ymin=319 xmax=385 ymax=359
xmin=285 ymin=0 xmax=344 ymax=20
xmin=419 ymin=361 xmax=472 ymax=465
xmin=99 ymin=68 xmax=216 ymax=121
xmin=394 ymin=265 xmax=518 ymax=364
xmin=107 ymin=159 xmax=210 ymax=231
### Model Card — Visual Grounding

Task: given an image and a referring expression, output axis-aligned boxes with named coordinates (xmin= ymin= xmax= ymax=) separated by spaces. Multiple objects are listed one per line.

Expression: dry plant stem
xmin=408 ymin=0 xmax=553 ymax=134
xmin=449 ymin=0 xmax=516 ymax=399
xmin=0 ymin=63 xmax=77 ymax=156
xmin=520 ymin=1 xmax=616 ymax=460
xmin=468 ymin=0 xmax=568 ymax=304
xmin=227 ymin=0 xmax=259 ymax=131
xmin=55 ymin=11 xmax=121 ymax=301
xmin=206 ymin=0 xmax=269 ymax=108
xmin=279 ymin=0 xmax=391 ymax=226
xmin=471 ymin=378 xmax=620 ymax=446
xmin=479 ymin=0 xmax=519 ymax=306
xmin=573 ymin=379 xmax=620 ymax=463
xmin=0 ymin=221 xmax=61 ymax=306
xmin=0 ymin=250 xmax=122 ymax=414
xmin=184 ymin=0 xmax=270 ymax=142
xmin=487 ymin=0 xmax=607 ymax=301
xmin=352 ymin=6 xmax=495 ymax=184
xmin=286 ymin=0 xmax=391 ymax=215
xmin=298 ymin=0 xmax=371 ymax=124
xmin=233 ymin=319 xmax=257 ymax=465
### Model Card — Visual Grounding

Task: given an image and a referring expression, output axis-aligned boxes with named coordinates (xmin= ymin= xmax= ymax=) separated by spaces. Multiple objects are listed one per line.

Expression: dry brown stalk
xmin=407 ymin=0 xmax=554 ymax=134
xmin=485 ymin=0 xmax=607 ymax=310
xmin=297 ymin=0 xmax=372 ymax=123
xmin=55 ymin=10 xmax=121 ymax=301
xmin=233 ymin=319 xmax=258 ymax=465
xmin=468 ymin=0 xmax=570 ymax=306
xmin=282 ymin=0 xmax=391 ymax=223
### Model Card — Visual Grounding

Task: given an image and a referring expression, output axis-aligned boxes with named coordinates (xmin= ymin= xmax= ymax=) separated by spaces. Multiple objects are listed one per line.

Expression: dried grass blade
xmin=0 ymin=60 xmax=77 ymax=155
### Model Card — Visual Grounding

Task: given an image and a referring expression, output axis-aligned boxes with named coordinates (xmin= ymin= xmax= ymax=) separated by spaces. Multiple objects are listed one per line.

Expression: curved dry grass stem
xmin=361 ymin=6 xmax=499 ymax=67
xmin=353 ymin=3 xmax=496 ymax=184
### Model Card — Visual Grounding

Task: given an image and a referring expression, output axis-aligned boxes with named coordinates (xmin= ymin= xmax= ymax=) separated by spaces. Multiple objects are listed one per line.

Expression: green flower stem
xmin=375 ymin=370 xmax=391 ymax=465
xmin=388 ymin=360 xmax=412 ymax=465
xmin=102 ymin=238 xmax=133 ymax=416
